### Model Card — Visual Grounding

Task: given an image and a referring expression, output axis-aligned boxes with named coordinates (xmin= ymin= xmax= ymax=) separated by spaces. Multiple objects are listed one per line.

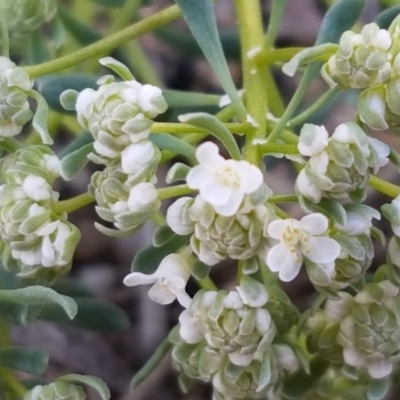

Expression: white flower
xmin=121 ymin=140 xmax=157 ymax=175
xmin=166 ymin=197 xmax=195 ymax=235
xmin=123 ymin=250 xmax=192 ymax=307
xmin=22 ymin=175 xmax=54 ymax=202
xmin=298 ymin=124 xmax=329 ymax=156
xmin=127 ymin=182 xmax=158 ymax=213
xmin=186 ymin=142 xmax=263 ymax=216
xmin=266 ymin=214 xmax=340 ymax=282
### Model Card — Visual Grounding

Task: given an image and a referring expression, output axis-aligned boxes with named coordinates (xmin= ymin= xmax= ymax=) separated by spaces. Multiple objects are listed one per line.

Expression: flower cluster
xmin=171 ymin=277 xmax=301 ymax=400
xmin=76 ymin=58 xmax=167 ymax=236
xmin=0 ymin=146 xmax=80 ymax=281
xmin=24 ymin=382 xmax=86 ymax=400
xmin=0 ymin=57 xmax=33 ymax=138
xmin=306 ymin=281 xmax=400 ymax=380
xmin=0 ymin=0 xmax=57 ymax=37
xmin=296 ymin=123 xmax=389 ymax=205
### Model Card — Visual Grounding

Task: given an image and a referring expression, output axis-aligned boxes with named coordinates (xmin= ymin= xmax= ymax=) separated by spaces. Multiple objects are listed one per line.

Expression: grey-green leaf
xmin=59 ymin=374 xmax=110 ymax=400
xmin=149 ymin=133 xmax=196 ymax=159
xmin=375 ymin=6 xmax=400 ymax=29
xmin=28 ymin=90 xmax=53 ymax=145
xmin=61 ymin=142 xmax=94 ymax=180
xmin=178 ymin=112 xmax=241 ymax=160
xmin=175 ymin=0 xmax=246 ymax=120
xmin=0 ymin=286 xmax=78 ymax=320
xmin=0 ymin=347 xmax=49 ymax=375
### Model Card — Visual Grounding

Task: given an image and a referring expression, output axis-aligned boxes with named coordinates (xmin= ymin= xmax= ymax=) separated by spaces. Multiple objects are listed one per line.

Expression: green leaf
xmin=60 ymin=89 xmax=79 ymax=111
xmin=389 ymin=147 xmax=400 ymax=169
xmin=26 ymin=30 xmax=51 ymax=64
xmin=59 ymin=374 xmax=110 ymax=400
xmin=51 ymin=279 xmax=95 ymax=298
xmin=61 ymin=142 xmax=94 ymax=180
xmin=375 ymin=6 xmax=400 ymax=29
xmin=367 ymin=377 xmax=389 ymax=400
xmin=166 ymin=162 xmax=190 ymax=184
xmin=99 ymin=57 xmax=135 ymax=81
xmin=178 ymin=112 xmax=241 ymax=160
xmin=59 ymin=132 xmax=94 ymax=159
xmin=282 ymin=356 xmax=329 ymax=398
xmin=153 ymin=225 xmax=175 ymax=247
xmin=132 ymin=234 xmax=190 ymax=274
xmin=38 ymin=297 xmax=129 ymax=331
xmin=315 ymin=0 xmax=366 ymax=45
xmin=28 ymin=90 xmax=53 ymax=145
xmin=0 ymin=286 xmax=78 ymax=320
xmin=37 ymin=75 xmax=98 ymax=114
xmin=0 ymin=347 xmax=48 ymax=375
xmin=192 ymin=259 xmax=211 ymax=280
xmin=91 ymin=0 xmax=126 ymax=7
xmin=0 ymin=300 xmax=31 ymax=326
xmin=149 ymin=133 xmax=196 ymax=159
xmin=164 ymin=89 xmax=221 ymax=108
xmin=175 ymin=0 xmax=246 ymax=120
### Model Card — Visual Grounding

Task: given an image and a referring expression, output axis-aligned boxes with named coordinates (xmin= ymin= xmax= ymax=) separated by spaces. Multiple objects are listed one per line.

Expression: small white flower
xmin=266 ymin=214 xmax=340 ymax=282
xmin=127 ymin=182 xmax=158 ymax=213
xmin=123 ymin=249 xmax=192 ymax=307
xmin=186 ymin=142 xmax=263 ymax=216
xmin=166 ymin=197 xmax=195 ymax=235
xmin=121 ymin=140 xmax=157 ymax=175
xmin=298 ymin=124 xmax=329 ymax=156
xmin=22 ymin=175 xmax=54 ymax=202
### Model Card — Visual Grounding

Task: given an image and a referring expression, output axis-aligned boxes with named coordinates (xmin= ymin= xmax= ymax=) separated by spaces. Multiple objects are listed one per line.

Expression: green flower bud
xmin=76 ymin=76 xmax=167 ymax=164
xmin=0 ymin=0 xmax=57 ymax=37
xmin=24 ymin=382 xmax=86 ymax=400
xmin=90 ymin=165 xmax=161 ymax=235
xmin=0 ymin=145 xmax=61 ymax=185
xmin=167 ymin=189 xmax=275 ymax=267
xmin=322 ymin=23 xmax=392 ymax=89
xmin=0 ymin=57 xmax=33 ymax=137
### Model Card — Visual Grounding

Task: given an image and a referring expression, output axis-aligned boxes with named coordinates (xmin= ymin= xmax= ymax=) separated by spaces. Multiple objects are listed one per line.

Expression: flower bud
xmin=23 ymin=382 xmax=86 ymax=400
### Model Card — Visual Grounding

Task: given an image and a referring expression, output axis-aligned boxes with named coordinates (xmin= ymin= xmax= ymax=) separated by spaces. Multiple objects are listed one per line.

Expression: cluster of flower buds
xmin=171 ymin=277 xmax=301 ymax=399
xmin=24 ymin=381 xmax=86 ymax=400
xmin=0 ymin=57 xmax=34 ymax=138
xmin=0 ymin=146 xmax=80 ymax=281
xmin=306 ymin=281 xmax=400 ymax=381
xmin=296 ymin=123 xmax=389 ymax=204
xmin=322 ymin=18 xmax=400 ymax=131
xmin=0 ymin=0 xmax=57 ymax=37
xmin=75 ymin=58 xmax=168 ymax=236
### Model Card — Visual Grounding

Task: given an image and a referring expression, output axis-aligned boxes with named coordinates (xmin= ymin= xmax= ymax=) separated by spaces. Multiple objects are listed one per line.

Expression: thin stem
xmin=151 ymin=122 xmax=252 ymax=135
xmin=130 ymin=336 xmax=172 ymax=390
xmin=0 ymin=138 xmax=23 ymax=153
xmin=287 ymin=87 xmax=340 ymax=128
xmin=158 ymin=185 xmax=194 ymax=200
xmin=268 ymin=194 xmax=298 ymax=203
xmin=198 ymin=276 xmax=218 ymax=291
xmin=54 ymin=193 xmax=95 ymax=214
xmin=235 ymin=0 xmax=268 ymax=165
xmin=265 ymin=0 xmax=288 ymax=47
xmin=369 ymin=175 xmax=400 ymax=198
xmin=258 ymin=143 xmax=299 ymax=155
xmin=25 ymin=4 xmax=182 ymax=78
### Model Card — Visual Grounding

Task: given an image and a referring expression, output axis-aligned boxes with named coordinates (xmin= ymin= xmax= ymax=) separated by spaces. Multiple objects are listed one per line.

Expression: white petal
xmin=298 ymin=124 xmax=329 ymax=156
xmin=367 ymin=359 xmax=393 ymax=379
xmin=267 ymin=243 xmax=301 ymax=282
xmin=299 ymin=213 xmax=328 ymax=235
xmin=148 ymin=281 xmax=176 ymax=304
xmin=237 ymin=163 xmax=263 ymax=193
xmin=267 ymin=219 xmax=292 ymax=240
xmin=279 ymin=259 xmax=302 ymax=282
xmin=179 ymin=310 xmax=203 ymax=343
xmin=296 ymin=169 xmax=322 ymax=203
xmin=303 ymin=236 xmax=340 ymax=264
xmin=213 ymin=191 xmax=244 ymax=217
xmin=228 ymin=351 xmax=253 ymax=367
xmin=201 ymin=179 xmax=233 ymax=206
xmin=186 ymin=166 xmax=211 ymax=189
xmin=196 ymin=142 xmax=224 ymax=166
xmin=123 ymin=271 xmax=157 ymax=286
xmin=343 ymin=346 xmax=365 ymax=367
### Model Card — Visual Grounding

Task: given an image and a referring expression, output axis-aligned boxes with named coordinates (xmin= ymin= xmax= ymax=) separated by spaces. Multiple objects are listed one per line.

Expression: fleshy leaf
xmin=28 ymin=90 xmax=53 ymax=145
xmin=0 ymin=286 xmax=77 ymax=320
xmin=149 ymin=133 xmax=196 ymax=159
xmin=178 ymin=112 xmax=241 ymax=160
xmin=61 ymin=142 xmax=94 ymax=180
xmin=99 ymin=57 xmax=135 ymax=81
xmin=60 ymin=89 xmax=79 ymax=111
xmin=152 ymin=225 xmax=176 ymax=247
xmin=175 ymin=0 xmax=246 ymax=119
xmin=166 ymin=162 xmax=190 ymax=184
xmin=375 ymin=6 xmax=400 ymax=29
xmin=0 ymin=347 xmax=48 ymax=375
xmin=59 ymin=374 xmax=110 ymax=400
xmin=164 ymin=89 xmax=221 ymax=108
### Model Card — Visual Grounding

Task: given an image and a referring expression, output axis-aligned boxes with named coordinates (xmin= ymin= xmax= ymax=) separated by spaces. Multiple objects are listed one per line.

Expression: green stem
xmin=25 ymin=4 xmax=182 ymax=78
xmin=265 ymin=0 xmax=288 ymax=47
xmin=158 ymin=185 xmax=194 ymax=200
xmin=152 ymin=122 xmax=252 ymax=135
xmin=0 ymin=138 xmax=23 ymax=153
xmin=54 ymin=193 xmax=94 ymax=214
xmin=198 ymin=276 xmax=218 ymax=290
xmin=258 ymin=143 xmax=299 ymax=155
xmin=130 ymin=336 xmax=172 ymax=390
xmin=369 ymin=175 xmax=400 ymax=198
xmin=235 ymin=0 xmax=268 ymax=165
xmin=268 ymin=194 xmax=298 ymax=203
xmin=287 ymin=87 xmax=340 ymax=128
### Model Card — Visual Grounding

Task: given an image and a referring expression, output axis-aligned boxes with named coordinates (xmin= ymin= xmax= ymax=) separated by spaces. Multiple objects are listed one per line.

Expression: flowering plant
xmin=1 ymin=0 xmax=400 ymax=399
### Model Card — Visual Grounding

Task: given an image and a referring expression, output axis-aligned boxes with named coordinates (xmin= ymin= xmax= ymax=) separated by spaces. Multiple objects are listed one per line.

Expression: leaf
xmin=0 ymin=286 xmax=78 ymax=320
xmin=175 ymin=0 xmax=246 ymax=120
xmin=282 ymin=356 xmax=329 ymax=398
xmin=375 ymin=6 xmax=400 ymax=29
xmin=28 ymin=90 xmax=53 ymax=145
xmin=132 ymin=234 xmax=190 ymax=274
xmin=315 ymin=0 xmax=366 ymax=45
xmin=37 ymin=75 xmax=98 ymax=114
xmin=59 ymin=132 xmax=94 ymax=159
xmin=153 ymin=225 xmax=176 ymax=247
xmin=163 ymin=89 xmax=221 ymax=108
xmin=61 ymin=143 xmax=94 ymax=180
xmin=51 ymin=279 xmax=95 ymax=298
xmin=149 ymin=133 xmax=196 ymax=159
xmin=90 ymin=0 xmax=126 ymax=7
xmin=389 ymin=148 xmax=400 ymax=169
xmin=367 ymin=377 xmax=389 ymax=400
xmin=38 ymin=297 xmax=130 ymax=331
xmin=166 ymin=162 xmax=190 ymax=184
xmin=0 ymin=300 xmax=31 ymax=326
xmin=99 ymin=57 xmax=135 ymax=81
xmin=59 ymin=374 xmax=110 ymax=400
xmin=26 ymin=30 xmax=51 ymax=64
xmin=60 ymin=89 xmax=79 ymax=111
xmin=0 ymin=347 xmax=48 ymax=375
xmin=178 ymin=112 xmax=241 ymax=160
